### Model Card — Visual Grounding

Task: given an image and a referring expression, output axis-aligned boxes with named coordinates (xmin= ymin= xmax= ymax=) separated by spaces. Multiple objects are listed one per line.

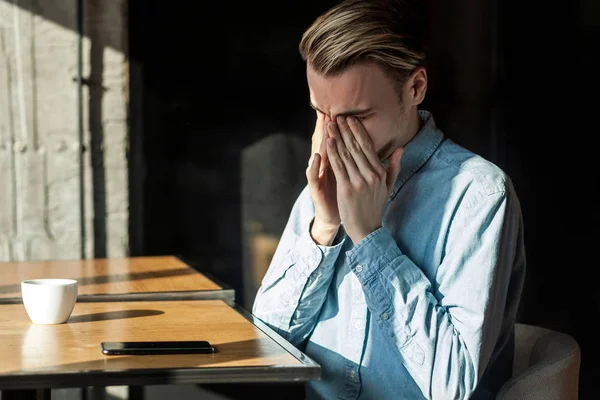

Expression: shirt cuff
xmin=346 ymin=227 xmax=429 ymax=292
xmin=291 ymin=218 xmax=345 ymax=277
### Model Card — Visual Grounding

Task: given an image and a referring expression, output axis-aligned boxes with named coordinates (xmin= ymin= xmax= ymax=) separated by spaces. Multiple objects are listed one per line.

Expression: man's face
xmin=307 ymin=62 xmax=409 ymax=162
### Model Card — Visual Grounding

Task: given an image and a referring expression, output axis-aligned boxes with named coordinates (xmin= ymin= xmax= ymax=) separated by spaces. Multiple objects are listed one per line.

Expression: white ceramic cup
xmin=21 ymin=279 xmax=78 ymax=324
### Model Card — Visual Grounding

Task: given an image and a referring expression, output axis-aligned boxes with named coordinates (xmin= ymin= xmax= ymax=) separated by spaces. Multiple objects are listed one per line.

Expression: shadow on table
xmin=67 ymin=309 xmax=165 ymax=323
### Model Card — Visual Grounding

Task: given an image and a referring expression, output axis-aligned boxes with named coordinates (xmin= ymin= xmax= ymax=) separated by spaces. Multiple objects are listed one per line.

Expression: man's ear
xmin=408 ymin=67 xmax=427 ymax=106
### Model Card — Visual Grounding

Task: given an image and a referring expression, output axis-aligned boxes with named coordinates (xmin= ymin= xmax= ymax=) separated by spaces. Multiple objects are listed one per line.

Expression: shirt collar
xmin=390 ymin=110 xmax=444 ymax=199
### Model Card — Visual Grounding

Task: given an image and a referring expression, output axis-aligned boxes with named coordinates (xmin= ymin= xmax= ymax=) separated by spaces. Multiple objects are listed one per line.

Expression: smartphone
xmin=101 ymin=340 xmax=215 ymax=355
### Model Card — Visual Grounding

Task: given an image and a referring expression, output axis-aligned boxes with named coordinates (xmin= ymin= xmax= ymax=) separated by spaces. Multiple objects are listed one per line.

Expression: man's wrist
xmin=310 ymin=218 xmax=340 ymax=246
xmin=348 ymin=225 xmax=382 ymax=245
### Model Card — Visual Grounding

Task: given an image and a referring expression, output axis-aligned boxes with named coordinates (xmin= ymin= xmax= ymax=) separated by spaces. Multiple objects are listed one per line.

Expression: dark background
xmin=128 ymin=0 xmax=600 ymax=398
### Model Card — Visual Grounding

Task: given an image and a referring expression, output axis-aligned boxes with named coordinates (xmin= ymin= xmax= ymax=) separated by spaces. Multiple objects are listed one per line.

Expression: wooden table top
xmin=0 ymin=300 xmax=319 ymax=390
xmin=0 ymin=256 xmax=234 ymax=304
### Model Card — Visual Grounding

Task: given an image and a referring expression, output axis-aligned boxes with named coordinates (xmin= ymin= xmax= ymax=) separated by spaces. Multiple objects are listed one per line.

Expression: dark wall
xmin=129 ymin=0 xmax=600 ymax=397
xmin=498 ymin=1 xmax=600 ymax=398
xmin=129 ymin=0 xmax=339 ymax=301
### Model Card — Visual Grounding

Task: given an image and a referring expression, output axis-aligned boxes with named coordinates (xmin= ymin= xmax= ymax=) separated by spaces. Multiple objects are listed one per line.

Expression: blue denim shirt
xmin=252 ymin=110 xmax=526 ymax=400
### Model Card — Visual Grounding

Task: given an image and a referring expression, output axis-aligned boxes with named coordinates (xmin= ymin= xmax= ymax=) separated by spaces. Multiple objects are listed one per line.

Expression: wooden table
xmin=0 ymin=256 xmax=234 ymax=305
xmin=0 ymin=299 xmax=320 ymax=393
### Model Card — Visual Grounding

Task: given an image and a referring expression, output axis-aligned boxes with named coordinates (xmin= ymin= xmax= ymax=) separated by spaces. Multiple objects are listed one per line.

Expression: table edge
xmin=0 ymin=289 xmax=236 ymax=306
xmin=233 ymin=304 xmax=321 ymax=371
xmin=0 ymin=365 xmax=321 ymax=390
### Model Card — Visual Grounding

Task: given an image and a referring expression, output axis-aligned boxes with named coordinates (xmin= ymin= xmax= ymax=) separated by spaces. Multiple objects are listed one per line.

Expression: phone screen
xmin=101 ymin=340 xmax=215 ymax=355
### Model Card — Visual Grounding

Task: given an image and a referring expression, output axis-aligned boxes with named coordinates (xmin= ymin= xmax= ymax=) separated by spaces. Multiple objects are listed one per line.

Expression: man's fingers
xmin=314 ymin=111 xmax=325 ymax=134
xmin=327 ymin=137 xmax=350 ymax=183
xmin=307 ymin=152 xmax=321 ymax=187
xmin=318 ymin=116 xmax=330 ymax=177
xmin=347 ymin=116 xmax=383 ymax=172
xmin=329 ymin=120 xmax=362 ymax=183
xmin=309 ymin=112 xmax=325 ymax=168
xmin=336 ymin=116 xmax=372 ymax=175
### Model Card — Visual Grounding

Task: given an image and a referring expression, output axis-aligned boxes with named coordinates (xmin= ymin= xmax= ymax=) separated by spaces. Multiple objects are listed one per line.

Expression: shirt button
xmin=353 ymin=320 xmax=362 ymax=329
xmin=349 ymin=370 xmax=356 ymax=378
xmin=382 ymin=312 xmax=389 ymax=320
xmin=355 ymin=264 xmax=363 ymax=273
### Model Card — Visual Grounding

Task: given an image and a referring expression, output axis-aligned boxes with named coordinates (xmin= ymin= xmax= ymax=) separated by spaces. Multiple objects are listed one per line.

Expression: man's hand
xmin=326 ymin=116 xmax=404 ymax=244
xmin=308 ymin=111 xmax=329 ymax=178
xmin=307 ymin=112 xmax=341 ymax=246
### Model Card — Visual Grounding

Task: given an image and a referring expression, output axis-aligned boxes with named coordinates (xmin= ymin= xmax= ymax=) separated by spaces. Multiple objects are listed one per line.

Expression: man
xmin=252 ymin=1 xmax=526 ymax=399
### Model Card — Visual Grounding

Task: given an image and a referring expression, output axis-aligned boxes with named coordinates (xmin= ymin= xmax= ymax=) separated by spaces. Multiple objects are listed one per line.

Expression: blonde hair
xmin=299 ymin=0 xmax=428 ymax=87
